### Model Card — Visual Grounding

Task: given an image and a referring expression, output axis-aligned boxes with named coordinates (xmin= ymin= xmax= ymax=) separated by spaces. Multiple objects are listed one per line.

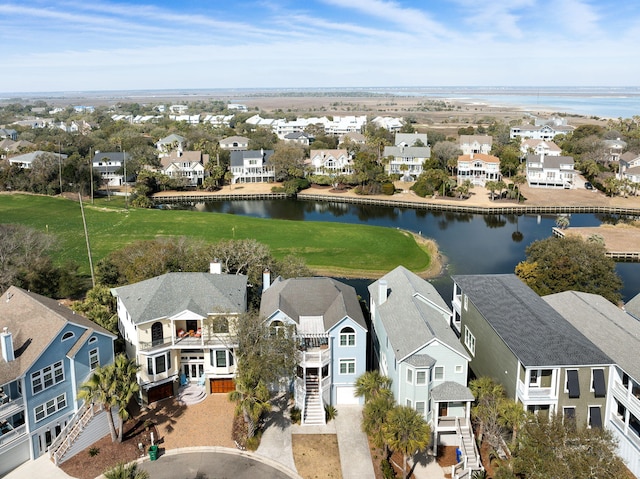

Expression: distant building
xmin=525 ymin=153 xmax=576 ymax=188
xmin=456 ymin=153 xmax=501 ymax=187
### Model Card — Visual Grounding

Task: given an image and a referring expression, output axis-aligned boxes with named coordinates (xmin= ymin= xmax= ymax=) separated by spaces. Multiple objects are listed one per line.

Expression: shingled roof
xmin=111 ymin=272 xmax=247 ymax=324
xmin=452 ymin=274 xmax=612 ymax=367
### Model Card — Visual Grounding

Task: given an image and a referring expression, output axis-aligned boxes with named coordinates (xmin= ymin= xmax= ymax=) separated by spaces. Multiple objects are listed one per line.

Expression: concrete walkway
xmin=334 ymin=405 xmax=376 ymax=479
xmin=4 ymin=454 xmax=72 ymax=479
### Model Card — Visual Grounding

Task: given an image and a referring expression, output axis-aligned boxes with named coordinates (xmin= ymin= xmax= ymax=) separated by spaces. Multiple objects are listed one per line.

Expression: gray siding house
xmin=260 ymin=276 xmax=367 ymax=425
xmin=451 ymin=274 xmax=612 ymax=426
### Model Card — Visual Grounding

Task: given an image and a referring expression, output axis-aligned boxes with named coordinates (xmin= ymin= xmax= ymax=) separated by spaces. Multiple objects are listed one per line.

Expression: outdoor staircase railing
xmin=49 ymin=401 xmax=102 ymax=465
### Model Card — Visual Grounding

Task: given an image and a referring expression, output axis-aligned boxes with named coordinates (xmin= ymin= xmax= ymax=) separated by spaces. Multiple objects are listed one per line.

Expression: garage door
xmin=147 ymin=382 xmax=174 ymax=404
xmin=336 ymin=386 xmax=359 ymax=405
xmin=210 ymin=378 xmax=235 ymax=393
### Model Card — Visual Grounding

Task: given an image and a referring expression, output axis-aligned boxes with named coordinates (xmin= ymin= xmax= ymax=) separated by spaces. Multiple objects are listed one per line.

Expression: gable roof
xmin=260 ymin=277 xmax=366 ymax=332
xmin=369 ymin=266 xmax=466 ymax=362
xmin=383 ymin=146 xmax=431 ymax=157
xmin=526 ymin=154 xmax=574 ymax=169
xmin=111 ymin=272 xmax=247 ymax=324
xmin=230 ymin=149 xmax=274 ymax=167
xmin=395 ymin=133 xmax=428 ymax=147
xmin=157 ymin=133 xmax=186 ymax=145
xmin=0 ymin=286 xmax=114 ymax=384
xmin=452 ymin=274 xmax=612 ymax=367
xmin=457 ymin=153 xmax=499 ymax=163
xmin=459 ymin=135 xmax=492 ymax=145
xmin=93 ymin=151 xmax=129 ymax=163
xmin=220 ymin=136 xmax=249 ymax=144
xmin=544 ymin=291 xmax=640 ymax=381
xmin=625 ymin=292 xmax=640 ymax=320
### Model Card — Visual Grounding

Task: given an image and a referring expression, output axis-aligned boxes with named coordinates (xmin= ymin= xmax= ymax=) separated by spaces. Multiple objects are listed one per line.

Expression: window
xmin=216 ymin=350 xmax=227 ymax=368
xmin=61 ymin=331 xmax=74 ymax=341
xmin=34 ymin=394 xmax=67 ymax=422
xmin=455 ymin=365 xmax=463 ymax=374
xmin=339 ymin=327 xmax=356 ymax=347
xmin=463 ymin=295 xmax=468 ymax=311
xmin=406 ymin=369 xmax=413 ymax=384
xmin=406 ymin=399 xmax=412 ymax=408
xmin=339 ymin=359 xmax=355 ymax=375
xmin=591 ymin=369 xmax=606 ymax=398
xmin=89 ymin=349 xmax=99 ymax=370
xmin=415 ymin=401 xmax=426 ymax=416
xmin=31 ymin=361 xmax=64 ymax=395
xmin=416 ymin=371 xmax=426 ymax=385
xmin=434 ymin=366 xmax=444 ymax=381
xmin=147 ymin=352 xmax=171 ymax=375
xmin=529 ymin=370 xmax=540 ymax=387
xmin=588 ymin=406 xmax=602 ymax=429
xmin=566 ymin=370 xmax=580 ymax=398
xmin=464 ymin=327 xmax=476 ymax=356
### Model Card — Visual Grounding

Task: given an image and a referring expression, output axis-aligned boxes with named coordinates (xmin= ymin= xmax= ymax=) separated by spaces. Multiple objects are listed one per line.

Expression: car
xmin=585 ymin=182 xmax=594 ymax=190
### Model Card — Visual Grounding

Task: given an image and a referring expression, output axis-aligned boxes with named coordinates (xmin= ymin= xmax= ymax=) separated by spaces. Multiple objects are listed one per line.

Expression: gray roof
xmin=526 ymin=154 xmax=574 ymax=169
xmin=158 ymin=133 xmax=186 ymax=144
xmin=284 ymin=132 xmax=313 ymax=140
xmin=230 ymin=149 xmax=274 ymax=167
xmin=8 ymin=150 xmax=67 ymax=164
xmin=368 ymin=266 xmax=467 ymax=362
xmin=260 ymin=277 xmax=366 ymax=332
xmin=93 ymin=152 xmax=129 ymax=162
xmin=383 ymin=146 xmax=431 ymax=158
xmin=452 ymin=274 xmax=612 ymax=367
xmin=431 ymin=381 xmax=475 ymax=402
xmin=404 ymin=354 xmax=436 ymax=368
xmin=544 ymin=291 xmax=640 ymax=381
xmin=395 ymin=133 xmax=428 ymax=147
xmin=0 ymin=286 xmax=114 ymax=385
xmin=111 ymin=273 xmax=247 ymax=325
xmin=625 ymin=292 xmax=640 ymax=321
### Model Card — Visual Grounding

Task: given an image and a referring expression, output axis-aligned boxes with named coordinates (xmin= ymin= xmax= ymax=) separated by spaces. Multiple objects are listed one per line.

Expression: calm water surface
xmin=190 ymin=199 xmax=640 ymax=304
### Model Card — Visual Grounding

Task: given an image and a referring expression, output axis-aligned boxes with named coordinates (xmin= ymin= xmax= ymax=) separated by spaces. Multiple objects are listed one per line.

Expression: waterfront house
xmin=383 ymin=134 xmax=431 ymax=180
xmin=544 ymin=291 xmax=640 ymax=478
xmin=307 ymin=149 xmax=353 ymax=176
xmin=229 ymin=149 xmax=275 ymax=184
xmin=510 ymin=123 xmax=574 ymax=141
xmin=111 ymin=268 xmax=248 ymax=405
xmin=0 ymin=286 xmax=115 ymax=476
xmin=158 ymin=150 xmax=208 ymax=188
xmin=371 ymin=116 xmax=404 ymax=133
xmin=619 ymin=152 xmax=640 ymax=184
xmin=519 ymin=139 xmax=562 ymax=157
xmin=604 ymin=138 xmax=627 ymax=164
xmin=525 ymin=152 xmax=576 ymax=188
xmin=456 ymin=153 xmax=501 ymax=187
xmin=459 ymin=135 xmax=492 ymax=155
xmin=92 ymin=151 xmax=130 ymax=187
xmin=369 ymin=267 xmax=479 ymax=472
xmin=451 ymin=274 xmax=612 ymax=426
xmin=260 ymin=275 xmax=367 ymax=425
xmin=156 ymin=133 xmax=186 ymax=156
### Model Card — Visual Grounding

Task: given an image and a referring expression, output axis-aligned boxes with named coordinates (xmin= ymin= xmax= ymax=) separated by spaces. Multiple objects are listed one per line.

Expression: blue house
xmin=260 ymin=275 xmax=367 ymax=425
xmin=369 ymin=267 xmax=480 ymax=473
xmin=0 ymin=286 xmax=115 ymax=475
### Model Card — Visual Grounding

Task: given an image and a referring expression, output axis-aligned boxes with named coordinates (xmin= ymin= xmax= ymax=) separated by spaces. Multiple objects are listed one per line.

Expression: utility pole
xmin=124 ymin=150 xmax=128 ymax=209
xmin=89 ymin=147 xmax=94 ymax=204
xmin=58 ymin=140 xmax=63 ymax=194
xmin=79 ymin=192 xmax=96 ymax=288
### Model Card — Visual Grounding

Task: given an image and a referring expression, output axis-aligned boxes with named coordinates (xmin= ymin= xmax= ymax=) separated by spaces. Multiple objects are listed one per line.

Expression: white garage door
xmin=336 ymin=386 xmax=359 ymax=405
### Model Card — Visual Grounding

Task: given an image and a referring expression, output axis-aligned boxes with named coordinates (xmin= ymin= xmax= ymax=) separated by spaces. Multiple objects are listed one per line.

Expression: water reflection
xmin=178 ymin=198 xmax=640 ymax=303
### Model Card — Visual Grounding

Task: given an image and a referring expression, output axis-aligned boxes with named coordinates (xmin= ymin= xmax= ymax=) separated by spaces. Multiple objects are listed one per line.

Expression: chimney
xmin=378 ymin=280 xmax=388 ymax=305
xmin=540 ymin=151 xmax=545 ymax=164
xmin=470 ymin=152 xmax=474 ymax=159
xmin=209 ymin=260 xmax=222 ymax=275
xmin=262 ymin=269 xmax=271 ymax=292
xmin=1 ymin=327 xmax=15 ymax=363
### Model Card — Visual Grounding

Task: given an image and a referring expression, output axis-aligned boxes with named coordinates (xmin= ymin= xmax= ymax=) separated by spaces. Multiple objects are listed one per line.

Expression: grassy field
xmin=0 ymin=194 xmax=432 ymax=278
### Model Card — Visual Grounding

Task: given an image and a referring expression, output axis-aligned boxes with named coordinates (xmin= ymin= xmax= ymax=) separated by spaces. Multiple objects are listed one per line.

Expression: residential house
xmin=520 ymin=139 xmax=562 ymax=158
xmin=456 ymin=153 xmax=501 ymax=186
xmin=245 ymin=114 xmax=277 ymax=129
xmin=625 ymin=292 xmax=640 ymax=321
xmin=111 ymin=269 xmax=248 ymax=405
xmin=339 ymin=132 xmax=366 ymax=146
xmin=227 ymin=103 xmax=248 ymax=112
xmin=307 ymin=149 xmax=353 ymax=176
xmin=0 ymin=139 xmax=34 ymax=158
xmin=92 ymin=152 xmax=130 ymax=187
xmin=260 ymin=276 xmax=367 ymax=425
xmin=202 ymin=115 xmax=233 ymax=128
xmin=325 ymin=116 xmax=367 ymax=136
xmin=156 ymin=134 xmax=186 ymax=156
xmin=371 ymin=116 xmax=404 ymax=132
xmin=219 ymin=136 xmax=249 ymax=151
xmin=229 ymin=149 xmax=275 ymax=184
xmin=0 ymin=286 xmax=115 ymax=476
xmin=510 ymin=123 xmax=573 ymax=140
xmin=0 ymin=129 xmax=18 ymax=141
xmin=451 ymin=274 xmax=612 ymax=426
xmin=169 ymin=105 xmax=188 ymax=114
xmin=159 ymin=150 xmax=208 ymax=187
xmin=368 ymin=266 xmax=478 ymax=467
xmin=604 ymin=138 xmax=627 ymax=164
xmin=169 ymin=115 xmax=200 ymax=124
xmin=525 ymin=153 xmax=576 ymax=188
xmin=383 ymin=137 xmax=431 ymax=180
xmin=544 ymin=291 xmax=640 ymax=478
xmin=395 ymin=133 xmax=429 ymax=148
xmin=8 ymin=151 xmax=67 ymax=169
xmin=283 ymin=132 xmax=315 ymax=146
xmin=459 ymin=135 xmax=492 ymax=155
xmin=619 ymin=152 xmax=640 ymax=185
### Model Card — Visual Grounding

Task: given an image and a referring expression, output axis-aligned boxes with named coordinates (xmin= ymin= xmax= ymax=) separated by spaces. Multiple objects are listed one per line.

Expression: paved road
xmin=139 ymin=448 xmax=301 ymax=479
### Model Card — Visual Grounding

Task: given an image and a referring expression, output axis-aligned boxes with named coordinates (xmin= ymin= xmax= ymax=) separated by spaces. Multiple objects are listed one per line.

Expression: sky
xmin=1 ymin=0 xmax=640 ymax=93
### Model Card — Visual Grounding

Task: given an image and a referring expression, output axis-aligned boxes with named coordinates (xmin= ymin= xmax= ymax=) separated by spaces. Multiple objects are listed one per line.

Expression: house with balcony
xmin=619 ymin=152 xmax=640 ymax=185
xmin=510 ymin=123 xmax=573 ymax=141
xmin=219 ymin=136 xmax=249 ymax=151
xmin=260 ymin=275 xmax=367 ymax=425
xmin=604 ymin=138 xmax=627 ymax=164
xmin=0 ymin=286 xmax=115 ymax=476
xmin=451 ymin=274 xmax=612 ymax=426
xmin=229 ymin=149 xmax=275 ymax=184
xmin=93 ymin=151 xmax=130 ymax=187
xmin=456 ymin=153 xmax=501 ymax=187
xmin=8 ymin=150 xmax=67 ymax=169
xmin=382 ymin=139 xmax=431 ymax=181
xmin=519 ymin=139 xmax=562 ymax=158
xmin=369 ymin=267 xmax=479 ymax=474
xmin=111 ymin=268 xmax=248 ymax=405
xmin=544 ymin=291 xmax=640 ymax=478
xmin=159 ymin=150 xmax=208 ymax=187
xmin=525 ymin=152 xmax=576 ymax=188
xmin=459 ymin=135 xmax=492 ymax=155
xmin=307 ymin=149 xmax=353 ymax=177
xmin=156 ymin=133 xmax=186 ymax=156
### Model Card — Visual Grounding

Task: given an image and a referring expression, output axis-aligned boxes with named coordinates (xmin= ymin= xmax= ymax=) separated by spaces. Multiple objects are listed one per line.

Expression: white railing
xmin=294 ymin=378 xmax=305 ymax=411
xmin=0 ymin=424 xmax=26 ymax=447
xmin=297 ymin=348 xmax=331 ymax=366
xmin=517 ymin=381 xmax=554 ymax=399
xmin=49 ymin=402 xmax=102 ymax=465
xmin=0 ymin=396 xmax=24 ymax=418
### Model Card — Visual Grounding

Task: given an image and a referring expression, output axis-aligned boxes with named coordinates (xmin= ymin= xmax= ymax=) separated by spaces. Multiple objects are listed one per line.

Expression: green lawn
xmin=0 ymin=194 xmax=431 ymax=277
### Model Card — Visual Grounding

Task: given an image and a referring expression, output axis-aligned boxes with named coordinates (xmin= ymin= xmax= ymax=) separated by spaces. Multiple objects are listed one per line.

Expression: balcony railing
xmin=297 ymin=347 xmax=331 ymax=366
xmin=0 ymin=396 xmax=24 ymax=420
xmin=517 ymin=381 xmax=555 ymax=400
xmin=138 ymin=337 xmax=173 ymax=352
xmin=0 ymin=424 xmax=26 ymax=447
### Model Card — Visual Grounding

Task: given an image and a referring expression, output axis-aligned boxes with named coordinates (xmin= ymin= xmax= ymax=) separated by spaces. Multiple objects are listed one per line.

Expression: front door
xmin=439 ymin=402 xmax=448 ymax=417
xmin=181 ymin=351 xmax=204 ymax=381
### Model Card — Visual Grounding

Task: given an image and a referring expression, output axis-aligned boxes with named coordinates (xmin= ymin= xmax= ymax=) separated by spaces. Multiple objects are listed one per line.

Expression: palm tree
xmin=555 ymin=214 xmax=570 ymax=230
xmin=112 ymin=354 xmax=140 ymax=443
xmin=382 ymin=405 xmax=431 ymax=479
xmin=362 ymin=394 xmax=395 ymax=454
xmin=485 ymin=180 xmax=498 ymax=200
xmin=469 ymin=377 xmax=505 ymax=444
xmin=103 ymin=462 xmax=149 ymax=479
xmin=512 ymin=175 xmax=527 ymax=203
xmin=79 ymin=364 xmax=118 ymax=442
xmin=228 ymin=376 xmax=271 ymax=439
xmin=497 ymin=398 xmax=528 ymax=450
xmin=354 ymin=371 xmax=392 ymax=403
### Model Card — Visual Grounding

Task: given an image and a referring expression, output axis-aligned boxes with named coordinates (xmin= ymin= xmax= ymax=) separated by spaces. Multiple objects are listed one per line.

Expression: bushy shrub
xmin=381 ymin=182 xmax=395 ymax=195
xmin=324 ymin=404 xmax=338 ymax=422
xmin=290 ymin=406 xmax=301 ymax=425
xmin=381 ymin=458 xmax=397 ymax=478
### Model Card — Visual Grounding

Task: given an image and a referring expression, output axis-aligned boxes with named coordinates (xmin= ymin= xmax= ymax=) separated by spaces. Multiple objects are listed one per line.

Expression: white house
xmin=520 ymin=139 xmax=562 ymax=158
xmin=260 ymin=276 xmax=367 ymax=425
xmin=8 ymin=151 xmax=67 ymax=169
xmin=526 ymin=153 xmax=576 ymax=188
xmin=307 ymin=149 xmax=353 ymax=176
xmin=229 ymin=149 xmax=275 ymax=184
xmin=510 ymin=123 xmax=574 ymax=141
xmin=459 ymin=135 xmax=492 ymax=155
xmin=159 ymin=150 xmax=208 ymax=187
xmin=456 ymin=153 xmax=501 ymax=186
xmin=371 ymin=116 xmax=404 ymax=132
xmin=284 ymin=132 xmax=315 ymax=146
xmin=111 ymin=270 xmax=248 ymax=405
xmin=93 ymin=151 xmax=129 ymax=187
xmin=219 ymin=136 xmax=250 ymax=151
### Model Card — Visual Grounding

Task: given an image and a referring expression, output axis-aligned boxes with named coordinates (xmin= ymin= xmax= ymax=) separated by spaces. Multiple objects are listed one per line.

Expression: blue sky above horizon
xmin=1 ymin=0 xmax=639 ymax=93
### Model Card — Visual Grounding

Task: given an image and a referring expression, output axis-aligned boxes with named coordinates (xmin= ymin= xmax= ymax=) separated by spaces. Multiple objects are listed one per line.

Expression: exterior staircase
xmin=302 ymin=376 xmax=325 ymax=426
xmin=49 ymin=402 xmax=119 ymax=465
xmin=451 ymin=418 xmax=482 ymax=479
